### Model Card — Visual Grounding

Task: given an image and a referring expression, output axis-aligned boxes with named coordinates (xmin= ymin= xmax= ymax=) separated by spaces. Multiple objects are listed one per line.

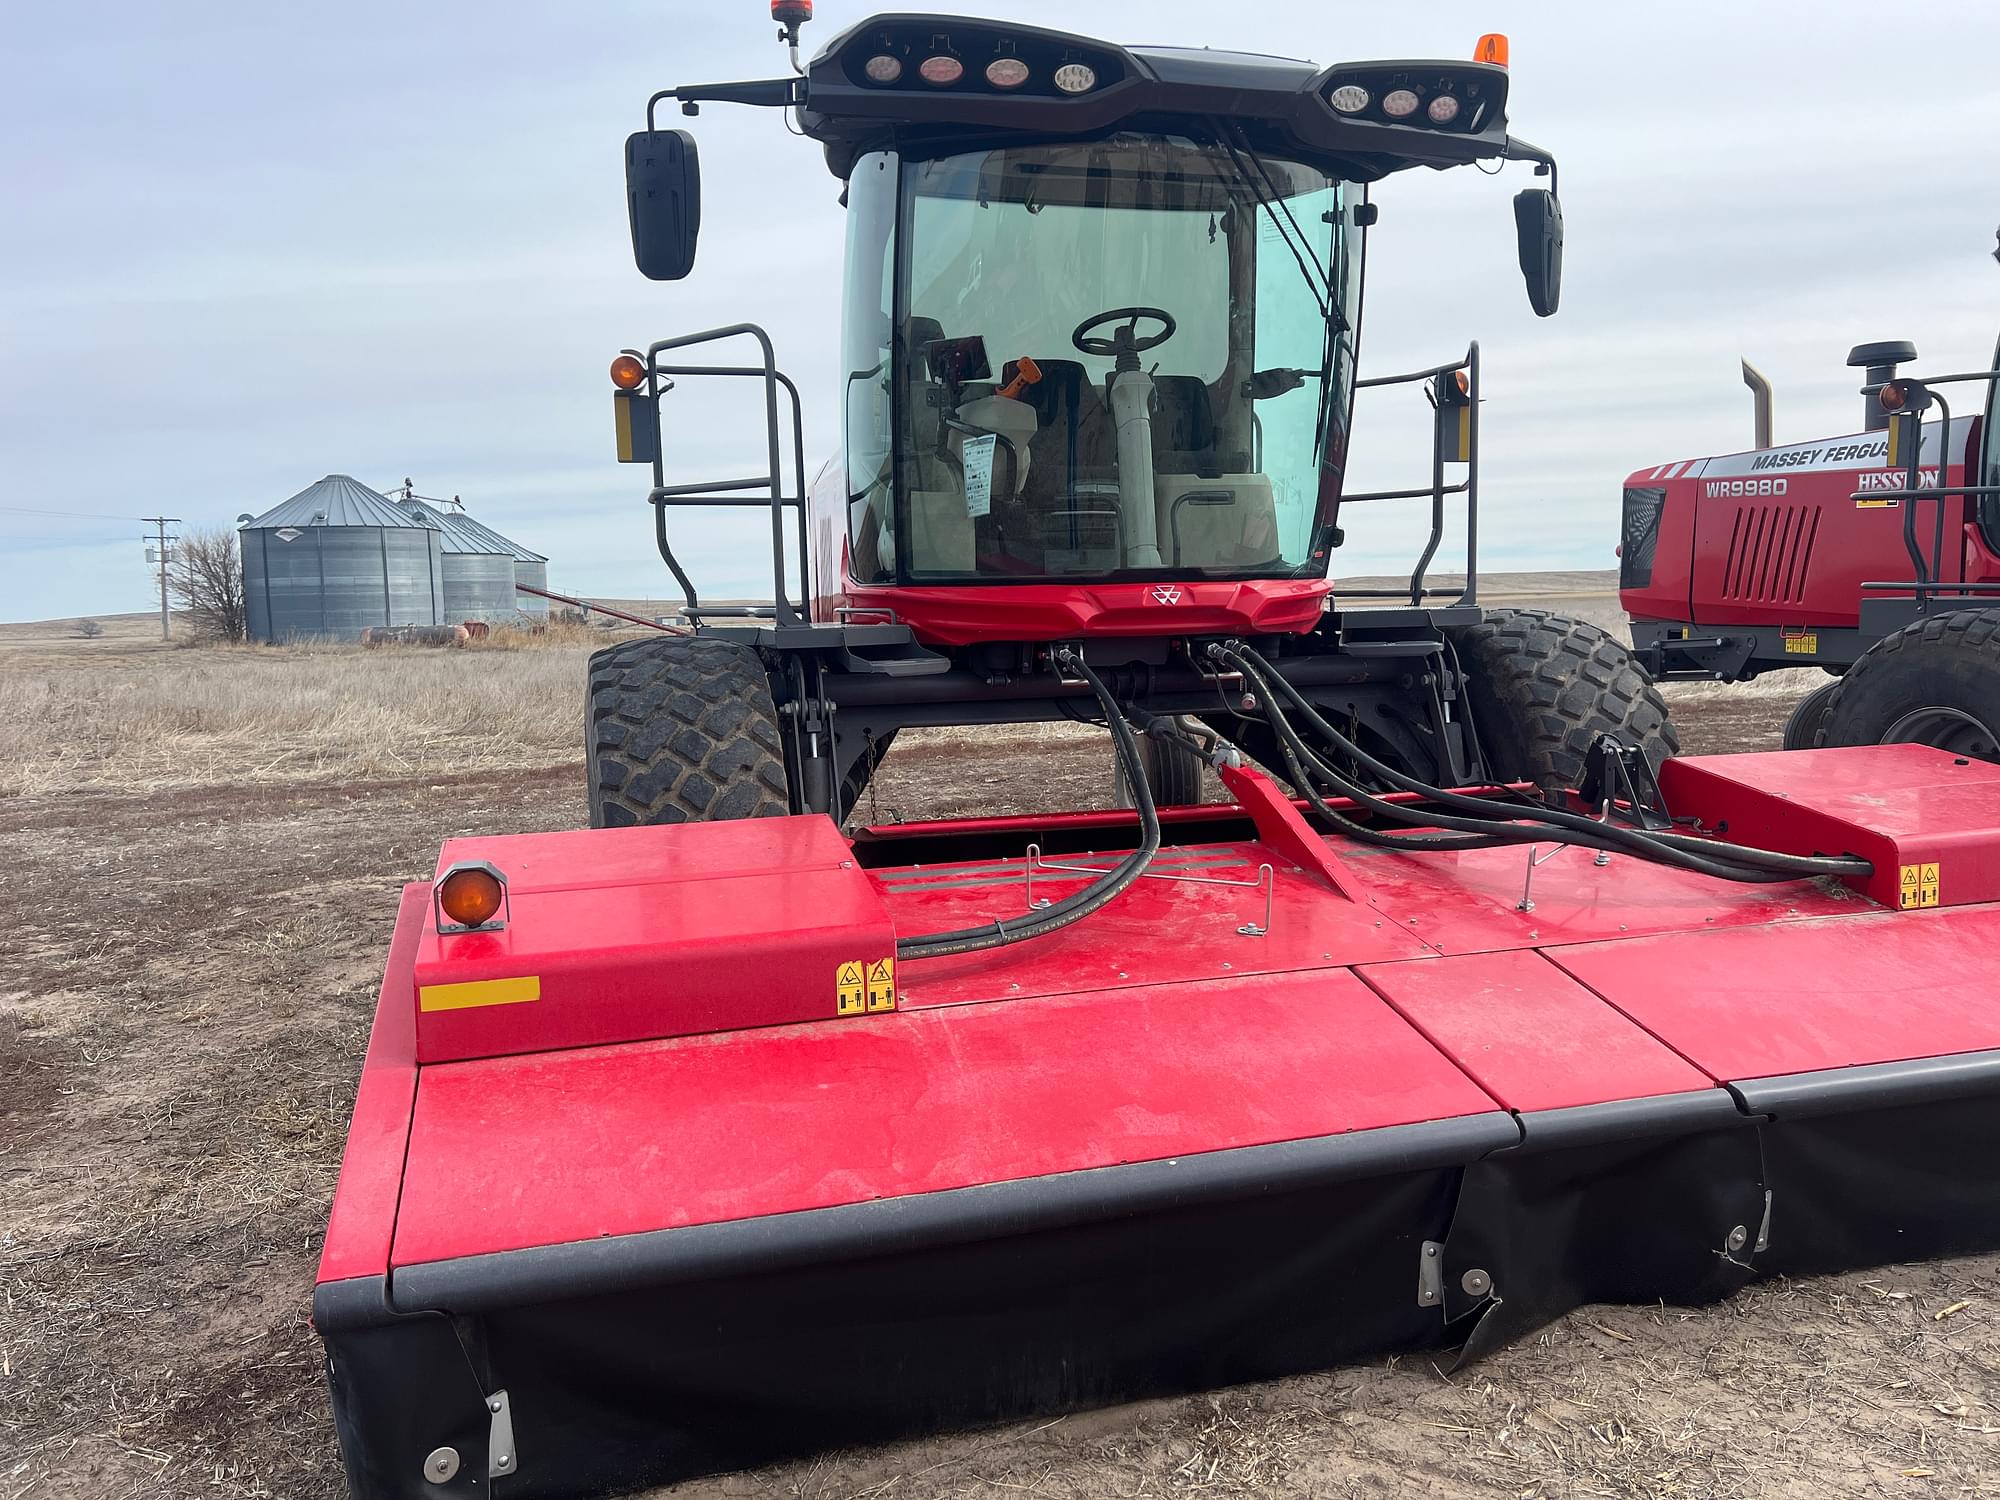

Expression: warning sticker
xmin=962 ymin=432 xmax=996 ymax=518
xmin=1782 ymin=633 xmax=1819 ymax=655
xmin=1855 ymin=496 xmax=1899 ymax=509
xmin=836 ymin=960 xmax=866 ymax=1016
xmin=866 ymin=956 xmax=897 ymax=1013
xmin=1899 ymin=862 xmax=1941 ymax=910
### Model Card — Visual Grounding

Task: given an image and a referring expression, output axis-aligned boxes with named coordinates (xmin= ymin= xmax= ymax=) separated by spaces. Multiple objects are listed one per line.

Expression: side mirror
xmin=1513 ymin=188 xmax=1562 ymax=318
xmin=626 ymin=130 xmax=701 ymax=281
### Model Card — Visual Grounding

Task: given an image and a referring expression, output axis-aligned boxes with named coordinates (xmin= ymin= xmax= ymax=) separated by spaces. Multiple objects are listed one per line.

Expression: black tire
xmin=1449 ymin=608 xmax=1679 ymax=798
xmin=586 ymin=636 xmax=791 ymax=827
xmin=1781 ymin=678 xmax=1840 ymax=751
xmin=1814 ymin=609 xmax=2000 ymax=759
xmin=1114 ymin=729 xmax=1207 ymax=807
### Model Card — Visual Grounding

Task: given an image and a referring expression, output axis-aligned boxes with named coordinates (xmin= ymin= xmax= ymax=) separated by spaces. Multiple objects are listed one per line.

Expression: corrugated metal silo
xmin=241 ymin=476 xmax=444 ymax=642
xmin=436 ymin=504 xmax=551 ymax=616
xmin=399 ymin=499 xmax=518 ymax=625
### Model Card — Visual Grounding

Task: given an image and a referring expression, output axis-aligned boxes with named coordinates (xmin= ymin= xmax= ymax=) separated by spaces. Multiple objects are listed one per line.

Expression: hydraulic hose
xmin=1218 ymin=643 xmax=1872 ymax=884
xmin=895 ymin=649 xmax=1161 ymax=963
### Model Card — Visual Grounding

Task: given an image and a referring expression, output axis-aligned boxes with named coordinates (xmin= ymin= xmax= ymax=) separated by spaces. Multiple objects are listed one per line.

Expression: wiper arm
xmin=1210 ymin=122 xmax=1344 ymax=333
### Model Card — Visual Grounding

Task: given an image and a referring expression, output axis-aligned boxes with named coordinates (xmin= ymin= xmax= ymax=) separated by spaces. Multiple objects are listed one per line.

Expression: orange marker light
xmin=1454 ymin=369 xmax=1471 ymax=397
xmin=1879 ymin=382 xmax=1908 ymax=412
xmin=610 ymin=354 xmax=647 ymax=391
xmin=438 ymin=864 xmax=506 ymax=929
xmin=1474 ymin=33 xmax=1509 ymax=68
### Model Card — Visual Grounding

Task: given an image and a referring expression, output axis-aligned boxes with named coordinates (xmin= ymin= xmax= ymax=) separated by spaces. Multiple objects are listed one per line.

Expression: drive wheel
xmin=586 ymin=636 xmax=791 ymax=827
xmin=1781 ymin=678 xmax=1841 ymax=751
xmin=1114 ymin=728 xmax=1207 ymax=808
xmin=1450 ymin=608 xmax=1679 ymax=798
xmin=1815 ymin=609 xmax=2000 ymax=760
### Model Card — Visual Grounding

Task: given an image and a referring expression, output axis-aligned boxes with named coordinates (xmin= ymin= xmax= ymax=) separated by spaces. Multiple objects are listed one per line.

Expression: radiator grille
xmin=1722 ymin=503 xmax=1819 ymax=604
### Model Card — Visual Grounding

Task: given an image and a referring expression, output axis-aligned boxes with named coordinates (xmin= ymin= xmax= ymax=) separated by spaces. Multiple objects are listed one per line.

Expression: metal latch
xmin=487 ymin=1389 xmax=517 ymax=1480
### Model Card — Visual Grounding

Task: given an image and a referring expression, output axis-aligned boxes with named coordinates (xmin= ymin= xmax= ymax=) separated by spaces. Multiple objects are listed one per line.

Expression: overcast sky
xmin=4 ymin=1 xmax=1997 ymax=622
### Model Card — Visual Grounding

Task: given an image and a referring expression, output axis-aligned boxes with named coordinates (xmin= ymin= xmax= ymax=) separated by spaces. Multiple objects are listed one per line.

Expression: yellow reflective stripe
xmin=419 ymin=975 xmax=542 ymax=1013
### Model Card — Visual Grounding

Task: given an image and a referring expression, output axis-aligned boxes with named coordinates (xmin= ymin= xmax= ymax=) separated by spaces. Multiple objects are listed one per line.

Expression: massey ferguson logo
xmin=1150 ymin=585 xmax=1184 ymax=605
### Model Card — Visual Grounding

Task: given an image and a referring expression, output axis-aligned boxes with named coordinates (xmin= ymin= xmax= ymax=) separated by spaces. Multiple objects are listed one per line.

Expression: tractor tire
xmin=586 ymin=636 xmax=791 ymax=828
xmin=1814 ymin=609 xmax=2000 ymax=759
xmin=1450 ymin=608 xmax=1679 ymax=799
xmin=1114 ymin=728 xmax=1207 ymax=808
xmin=1781 ymin=678 xmax=1841 ymax=752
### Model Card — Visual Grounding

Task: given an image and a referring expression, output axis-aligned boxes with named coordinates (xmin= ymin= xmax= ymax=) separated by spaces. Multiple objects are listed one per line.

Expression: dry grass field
xmin=6 ymin=600 xmax=2000 ymax=1500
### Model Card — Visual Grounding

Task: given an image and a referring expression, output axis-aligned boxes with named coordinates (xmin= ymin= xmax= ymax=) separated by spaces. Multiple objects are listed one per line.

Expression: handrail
xmin=631 ymin=324 xmax=810 ymax=626
xmin=1341 ymin=341 xmax=1479 ymax=607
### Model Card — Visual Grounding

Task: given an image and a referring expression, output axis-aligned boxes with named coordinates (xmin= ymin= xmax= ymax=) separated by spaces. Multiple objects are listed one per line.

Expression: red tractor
xmin=1623 ymin=339 xmax=2000 ymax=754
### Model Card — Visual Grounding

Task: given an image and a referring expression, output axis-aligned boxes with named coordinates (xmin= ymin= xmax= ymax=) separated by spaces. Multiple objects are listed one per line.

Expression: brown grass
xmin=0 ymin=627 xmax=646 ymax=799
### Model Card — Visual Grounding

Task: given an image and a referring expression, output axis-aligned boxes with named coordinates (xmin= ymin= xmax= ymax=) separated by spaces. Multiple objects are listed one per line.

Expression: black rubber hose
xmin=1223 ymin=644 xmax=1872 ymax=882
xmin=896 ymin=650 xmax=1161 ymax=962
xmin=1237 ymin=643 xmax=1874 ymax=880
xmin=1230 ymin=644 xmax=1838 ymax=881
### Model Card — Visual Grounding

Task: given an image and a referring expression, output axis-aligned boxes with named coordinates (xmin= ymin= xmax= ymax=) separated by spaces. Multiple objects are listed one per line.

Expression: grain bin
xmin=397 ymin=498 xmax=518 ymax=626
xmin=240 ymin=475 xmax=444 ymax=642
xmin=433 ymin=501 xmax=551 ymax=616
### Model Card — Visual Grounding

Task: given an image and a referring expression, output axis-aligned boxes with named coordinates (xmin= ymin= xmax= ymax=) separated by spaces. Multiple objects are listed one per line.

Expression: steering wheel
xmin=1071 ymin=307 xmax=1177 ymax=358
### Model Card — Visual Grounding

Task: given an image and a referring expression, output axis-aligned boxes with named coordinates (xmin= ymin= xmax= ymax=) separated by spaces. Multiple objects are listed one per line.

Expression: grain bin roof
xmin=440 ymin=509 xmax=548 ymax=564
xmin=397 ymin=498 xmax=512 ymax=557
xmin=243 ymin=475 xmax=440 ymax=531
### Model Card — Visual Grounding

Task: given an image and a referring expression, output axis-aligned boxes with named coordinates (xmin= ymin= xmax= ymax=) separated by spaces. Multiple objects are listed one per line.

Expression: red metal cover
xmin=412 ymin=817 xmax=897 ymax=1063
xmin=1549 ymin=905 xmax=2000 ymax=1083
xmin=388 ymin=967 xmax=1504 ymax=1267
xmin=1358 ymin=949 xmax=1714 ymax=1113
xmin=1661 ymin=744 xmax=2000 ymax=911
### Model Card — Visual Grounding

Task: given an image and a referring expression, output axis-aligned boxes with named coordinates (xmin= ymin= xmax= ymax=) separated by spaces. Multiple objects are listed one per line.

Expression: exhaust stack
xmin=1741 ymin=360 xmax=1773 ymax=449
xmin=1847 ymin=340 xmax=1918 ymax=432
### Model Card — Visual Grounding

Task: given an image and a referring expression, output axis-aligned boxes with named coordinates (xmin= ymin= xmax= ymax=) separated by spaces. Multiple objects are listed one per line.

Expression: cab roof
xmin=798 ymin=13 xmax=1514 ymax=180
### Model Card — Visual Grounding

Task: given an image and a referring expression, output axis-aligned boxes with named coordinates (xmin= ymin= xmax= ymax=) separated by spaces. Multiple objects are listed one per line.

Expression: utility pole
xmin=144 ymin=516 xmax=180 ymax=640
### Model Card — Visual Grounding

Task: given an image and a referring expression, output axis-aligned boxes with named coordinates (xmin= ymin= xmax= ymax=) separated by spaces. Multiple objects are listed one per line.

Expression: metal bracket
xmin=487 ymin=1390 xmax=517 ymax=1481
xmin=1577 ymin=733 xmax=1673 ymax=831
xmin=1022 ymin=843 xmax=1274 ymax=936
xmin=1417 ymin=1240 xmax=1444 ymax=1307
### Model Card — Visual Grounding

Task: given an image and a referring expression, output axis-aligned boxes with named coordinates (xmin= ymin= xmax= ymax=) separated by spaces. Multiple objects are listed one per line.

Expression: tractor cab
xmin=596 ymin=8 xmax=1611 ymax=825
xmin=615 ymin=12 xmax=1559 ymax=635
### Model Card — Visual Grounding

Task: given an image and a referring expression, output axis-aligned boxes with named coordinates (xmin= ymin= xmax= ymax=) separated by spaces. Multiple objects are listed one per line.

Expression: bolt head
xmin=1726 ymin=1224 xmax=1749 ymax=1252
xmin=423 ymin=1446 xmax=460 ymax=1483
xmin=1460 ymin=1267 xmax=1492 ymax=1298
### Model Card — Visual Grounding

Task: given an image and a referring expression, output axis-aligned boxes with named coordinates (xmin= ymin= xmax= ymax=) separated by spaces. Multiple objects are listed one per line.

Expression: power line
xmin=0 ymin=504 xmax=151 ymax=523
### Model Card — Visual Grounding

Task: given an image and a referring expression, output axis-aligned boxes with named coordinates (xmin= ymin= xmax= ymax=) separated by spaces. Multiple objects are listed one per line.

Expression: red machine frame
xmin=319 ymin=746 xmax=2000 ymax=1497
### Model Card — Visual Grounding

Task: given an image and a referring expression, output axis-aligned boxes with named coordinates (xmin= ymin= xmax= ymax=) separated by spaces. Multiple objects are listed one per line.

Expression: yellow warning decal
xmin=836 ymin=960 xmax=867 ymax=1016
xmin=419 ymin=975 xmax=541 ymax=1013
xmin=1855 ymin=496 xmax=1898 ymax=509
xmin=1782 ymin=633 xmax=1819 ymax=655
xmin=866 ymin=956 xmax=897 ymax=1013
xmin=1899 ymin=862 xmax=1942 ymax=910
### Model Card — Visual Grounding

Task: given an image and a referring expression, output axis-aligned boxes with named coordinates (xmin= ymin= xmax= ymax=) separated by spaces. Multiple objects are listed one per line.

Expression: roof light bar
xmin=919 ymin=54 xmax=964 ymax=85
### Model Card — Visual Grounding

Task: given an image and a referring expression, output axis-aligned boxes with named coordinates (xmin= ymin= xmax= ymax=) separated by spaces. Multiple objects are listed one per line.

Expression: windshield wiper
xmin=1210 ymin=122 xmax=1344 ymax=333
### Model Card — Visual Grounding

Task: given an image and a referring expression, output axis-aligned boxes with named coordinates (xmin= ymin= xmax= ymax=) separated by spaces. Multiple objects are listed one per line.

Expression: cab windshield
xmin=841 ymin=133 xmax=1361 ymax=584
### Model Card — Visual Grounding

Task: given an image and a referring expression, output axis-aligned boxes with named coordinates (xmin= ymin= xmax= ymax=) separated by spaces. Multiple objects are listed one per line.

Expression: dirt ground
xmin=6 ymin=617 xmax=2000 ymax=1500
